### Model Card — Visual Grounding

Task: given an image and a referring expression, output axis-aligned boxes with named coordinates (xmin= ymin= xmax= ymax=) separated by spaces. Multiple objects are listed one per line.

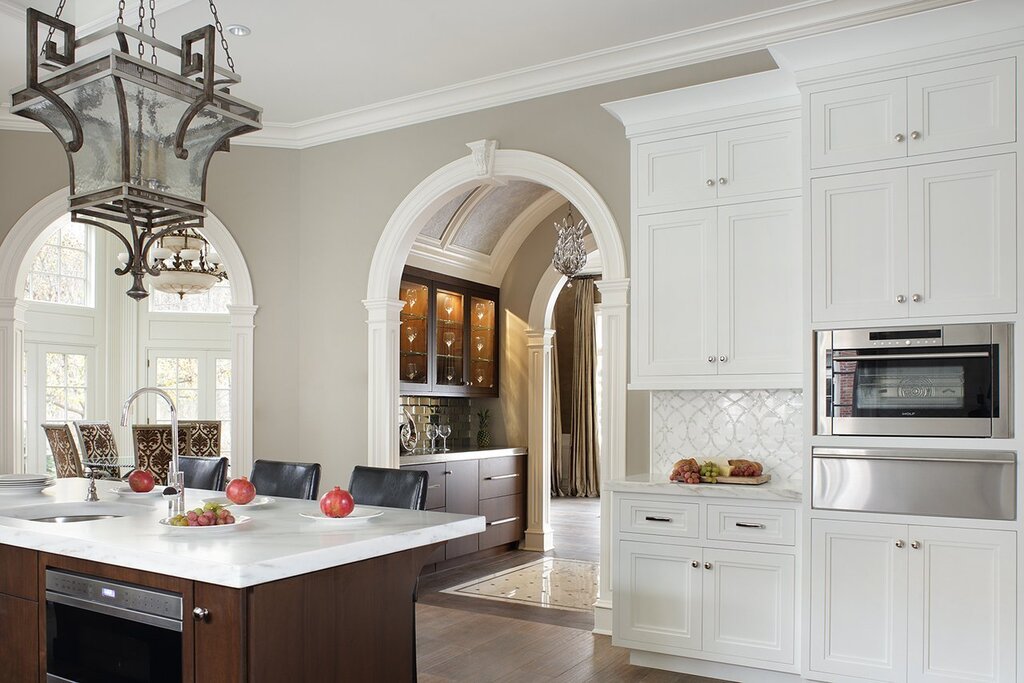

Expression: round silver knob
xmin=718 ymin=177 xmax=727 ymax=185
xmin=895 ymin=540 xmax=905 ymax=549
xmin=910 ymin=131 xmax=921 ymax=140
xmin=691 ymin=560 xmax=699 ymax=568
xmin=706 ymin=178 xmax=715 ymax=187
xmin=719 ymin=356 xmax=728 ymax=363
xmin=193 ymin=607 xmax=210 ymax=622
xmin=911 ymin=294 xmax=922 ymax=303
xmin=707 ymin=356 xmax=716 ymax=363
xmin=704 ymin=562 xmax=712 ymax=570
xmin=896 ymin=295 xmax=906 ymax=304
xmin=911 ymin=541 xmax=921 ymax=550
xmin=894 ymin=133 xmax=906 ymax=142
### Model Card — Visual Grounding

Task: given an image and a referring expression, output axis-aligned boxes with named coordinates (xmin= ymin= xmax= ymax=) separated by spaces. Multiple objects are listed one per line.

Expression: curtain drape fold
xmin=569 ymin=278 xmax=599 ymax=497
xmin=550 ymin=333 xmax=565 ymax=496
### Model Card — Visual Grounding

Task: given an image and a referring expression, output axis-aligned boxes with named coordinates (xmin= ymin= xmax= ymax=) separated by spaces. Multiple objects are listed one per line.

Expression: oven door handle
xmin=46 ymin=590 xmax=183 ymax=633
xmin=812 ymin=454 xmax=1013 ymax=465
xmin=834 ymin=351 xmax=990 ymax=361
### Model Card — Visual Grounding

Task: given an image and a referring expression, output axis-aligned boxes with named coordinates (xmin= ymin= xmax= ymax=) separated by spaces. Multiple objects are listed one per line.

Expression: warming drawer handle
xmin=644 ymin=516 xmax=673 ymax=523
xmin=427 ymin=484 xmax=441 ymax=489
xmin=45 ymin=590 xmax=183 ymax=633
xmin=735 ymin=522 xmax=767 ymax=529
xmin=834 ymin=351 xmax=990 ymax=361
xmin=487 ymin=516 xmax=519 ymax=527
xmin=814 ymin=454 xmax=1013 ymax=465
xmin=485 ymin=473 xmax=519 ymax=480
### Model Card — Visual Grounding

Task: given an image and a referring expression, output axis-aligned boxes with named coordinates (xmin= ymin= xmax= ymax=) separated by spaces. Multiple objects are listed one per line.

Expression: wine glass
xmin=406 ymin=327 xmax=418 ymax=347
xmin=406 ymin=363 xmax=417 ymax=381
xmin=475 ymin=302 xmax=486 ymax=321
xmin=405 ymin=288 xmax=418 ymax=313
xmin=475 ymin=336 xmax=484 ymax=353
xmin=476 ymin=367 xmax=485 ymax=385
xmin=425 ymin=424 xmax=438 ymax=453
xmin=444 ymin=296 xmax=454 ymax=319
xmin=437 ymin=424 xmax=451 ymax=452
xmin=443 ymin=331 xmax=455 ymax=350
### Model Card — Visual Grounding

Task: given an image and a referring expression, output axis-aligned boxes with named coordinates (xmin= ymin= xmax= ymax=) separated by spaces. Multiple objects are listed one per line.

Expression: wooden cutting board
xmin=714 ymin=474 xmax=771 ymax=485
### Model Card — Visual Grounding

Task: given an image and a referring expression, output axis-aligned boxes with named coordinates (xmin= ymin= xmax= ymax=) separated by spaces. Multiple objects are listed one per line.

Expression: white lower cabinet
xmin=617 ymin=540 xmax=703 ymax=651
xmin=810 ymin=519 xmax=1017 ymax=683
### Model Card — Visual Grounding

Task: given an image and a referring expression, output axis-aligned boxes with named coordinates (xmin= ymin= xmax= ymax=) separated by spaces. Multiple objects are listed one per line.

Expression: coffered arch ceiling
xmin=407 ymin=181 xmax=571 ymax=286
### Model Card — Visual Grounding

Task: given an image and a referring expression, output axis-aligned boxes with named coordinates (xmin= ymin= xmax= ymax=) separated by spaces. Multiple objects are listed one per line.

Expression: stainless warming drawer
xmin=812 ymin=447 xmax=1016 ymax=521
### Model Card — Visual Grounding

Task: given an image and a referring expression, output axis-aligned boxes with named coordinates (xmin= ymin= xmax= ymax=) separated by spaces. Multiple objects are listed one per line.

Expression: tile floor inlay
xmin=441 ymin=557 xmax=598 ymax=612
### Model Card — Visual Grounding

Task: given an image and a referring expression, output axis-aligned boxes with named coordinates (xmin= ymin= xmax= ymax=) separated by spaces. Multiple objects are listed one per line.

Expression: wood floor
xmin=415 ymin=497 xmax=729 ymax=683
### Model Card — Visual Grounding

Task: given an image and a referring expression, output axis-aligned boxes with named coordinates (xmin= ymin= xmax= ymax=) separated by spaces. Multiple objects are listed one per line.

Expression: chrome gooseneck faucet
xmin=121 ymin=387 xmax=184 ymax=516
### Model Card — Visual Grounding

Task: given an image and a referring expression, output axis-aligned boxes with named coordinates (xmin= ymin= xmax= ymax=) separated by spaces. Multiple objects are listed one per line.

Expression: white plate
xmin=299 ymin=508 xmax=383 ymax=523
xmin=0 ymin=485 xmax=51 ymax=495
xmin=112 ymin=486 xmax=164 ymax=498
xmin=202 ymin=496 xmax=275 ymax=508
xmin=0 ymin=474 xmax=52 ymax=484
xmin=159 ymin=514 xmax=252 ymax=532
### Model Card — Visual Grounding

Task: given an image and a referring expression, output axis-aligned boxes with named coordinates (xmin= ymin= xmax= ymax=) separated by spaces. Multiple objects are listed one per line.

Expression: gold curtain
xmin=550 ymin=333 xmax=565 ymax=496
xmin=569 ymin=278 xmax=599 ymax=497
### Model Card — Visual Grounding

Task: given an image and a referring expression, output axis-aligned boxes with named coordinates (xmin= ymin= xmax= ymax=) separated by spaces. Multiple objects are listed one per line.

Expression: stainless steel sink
xmin=0 ymin=502 xmax=155 ymax=524
xmin=29 ymin=514 xmax=123 ymax=523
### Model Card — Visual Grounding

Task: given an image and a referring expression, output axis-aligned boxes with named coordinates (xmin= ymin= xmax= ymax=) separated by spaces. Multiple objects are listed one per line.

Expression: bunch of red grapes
xmin=669 ymin=458 xmax=702 ymax=484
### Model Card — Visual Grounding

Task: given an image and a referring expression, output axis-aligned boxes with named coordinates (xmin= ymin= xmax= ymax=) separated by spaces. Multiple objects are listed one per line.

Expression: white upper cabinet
xmin=810 ymin=58 xmax=1016 ymax=169
xmin=636 ymin=118 xmax=800 ymax=211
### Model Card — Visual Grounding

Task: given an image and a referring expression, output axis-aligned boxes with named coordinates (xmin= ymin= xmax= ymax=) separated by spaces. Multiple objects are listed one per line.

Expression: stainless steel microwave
xmin=816 ymin=323 xmax=1012 ymax=438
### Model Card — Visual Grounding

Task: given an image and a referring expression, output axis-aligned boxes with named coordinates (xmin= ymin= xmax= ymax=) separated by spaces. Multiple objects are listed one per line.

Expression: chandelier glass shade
xmin=121 ymin=227 xmax=227 ymax=299
xmin=10 ymin=3 xmax=261 ymax=300
xmin=552 ymin=206 xmax=588 ymax=286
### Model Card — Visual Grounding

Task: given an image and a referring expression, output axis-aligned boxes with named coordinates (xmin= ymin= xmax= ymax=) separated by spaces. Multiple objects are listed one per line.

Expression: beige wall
xmin=0 ymin=50 xmax=775 ymax=486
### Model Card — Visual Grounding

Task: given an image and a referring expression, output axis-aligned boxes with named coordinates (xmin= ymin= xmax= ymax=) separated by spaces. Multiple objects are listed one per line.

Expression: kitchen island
xmin=0 ymin=477 xmax=484 ymax=682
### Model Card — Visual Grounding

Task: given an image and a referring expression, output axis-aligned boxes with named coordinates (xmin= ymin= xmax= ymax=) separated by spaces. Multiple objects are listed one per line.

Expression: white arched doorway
xmin=364 ymin=141 xmax=628 ymax=632
xmin=0 ymin=188 xmax=257 ymax=477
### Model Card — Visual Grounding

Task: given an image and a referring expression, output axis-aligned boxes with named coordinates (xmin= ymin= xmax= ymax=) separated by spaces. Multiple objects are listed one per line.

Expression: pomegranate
xmin=225 ymin=476 xmax=257 ymax=505
xmin=319 ymin=486 xmax=354 ymax=518
xmin=127 ymin=469 xmax=155 ymax=493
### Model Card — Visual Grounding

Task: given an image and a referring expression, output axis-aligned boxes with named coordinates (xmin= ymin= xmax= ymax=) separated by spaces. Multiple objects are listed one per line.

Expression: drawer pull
xmin=735 ymin=522 xmax=767 ymax=529
xmin=644 ymin=516 xmax=673 ymax=523
xmin=443 ymin=471 xmax=453 ymax=476
xmin=485 ymin=474 xmax=519 ymax=480
xmin=427 ymin=484 xmax=441 ymax=489
xmin=487 ymin=516 xmax=519 ymax=527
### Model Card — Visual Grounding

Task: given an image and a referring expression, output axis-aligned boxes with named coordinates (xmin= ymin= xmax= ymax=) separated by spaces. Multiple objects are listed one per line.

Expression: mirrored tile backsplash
xmin=651 ymin=390 xmax=804 ymax=485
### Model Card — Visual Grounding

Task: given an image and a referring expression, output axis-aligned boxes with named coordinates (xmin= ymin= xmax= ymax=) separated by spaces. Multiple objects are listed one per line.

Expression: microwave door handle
xmin=835 ymin=352 xmax=990 ymax=361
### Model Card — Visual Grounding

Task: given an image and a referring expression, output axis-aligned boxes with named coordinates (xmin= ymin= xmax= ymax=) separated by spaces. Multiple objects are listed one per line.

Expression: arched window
xmin=23 ymin=221 xmax=93 ymax=307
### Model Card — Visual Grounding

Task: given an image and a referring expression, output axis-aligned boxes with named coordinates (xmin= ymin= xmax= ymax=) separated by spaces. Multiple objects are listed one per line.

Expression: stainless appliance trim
xmin=812 ymin=447 xmax=1015 ymax=461
xmin=816 ymin=330 xmax=832 ymax=436
xmin=831 ymin=416 xmax=993 ymax=437
xmin=994 ymin=322 xmax=1012 ymax=438
xmin=834 ymin=352 xmax=990 ymax=361
xmin=45 ymin=590 xmax=183 ymax=632
xmin=46 ymin=675 xmax=76 ymax=683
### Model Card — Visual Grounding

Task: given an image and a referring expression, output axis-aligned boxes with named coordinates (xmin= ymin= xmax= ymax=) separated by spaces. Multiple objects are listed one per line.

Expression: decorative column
xmin=364 ymin=298 xmax=405 ymax=469
xmin=523 ymin=328 xmax=555 ymax=551
xmin=228 ymin=304 xmax=258 ymax=478
xmin=593 ymin=277 xmax=629 ymax=634
xmin=0 ymin=297 xmax=27 ymax=474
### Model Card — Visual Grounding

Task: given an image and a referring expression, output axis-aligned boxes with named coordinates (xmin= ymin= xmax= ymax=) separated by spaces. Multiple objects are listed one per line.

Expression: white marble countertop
xmin=0 ymin=478 xmax=484 ymax=588
xmin=605 ymin=473 xmax=802 ymax=503
xmin=399 ymin=446 xmax=526 ymax=466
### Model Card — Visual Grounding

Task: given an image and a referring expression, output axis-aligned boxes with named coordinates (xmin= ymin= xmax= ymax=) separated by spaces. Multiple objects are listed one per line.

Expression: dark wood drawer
xmin=0 ymin=544 xmax=37 ymax=601
xmin=400 ymin=462 xmax=447 ymax=510
xmin=479 ymin=494 xmax=524 ymax=550
xmin=479 ymin=455 xmax=525 ymax=500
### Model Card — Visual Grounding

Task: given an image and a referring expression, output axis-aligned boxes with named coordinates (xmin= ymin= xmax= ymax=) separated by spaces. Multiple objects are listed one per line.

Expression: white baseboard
xmin=593 ymin=600 xmax=613 ymax=635
xmin=631 ymin=650 xmax=801 ymax=683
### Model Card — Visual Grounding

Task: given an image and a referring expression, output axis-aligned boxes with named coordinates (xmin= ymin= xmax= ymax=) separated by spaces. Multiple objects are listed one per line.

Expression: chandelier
xmin=10 ymin=1 xmax=261 ymax=300
xmin=121 ymin=226 xmax=227 ymax=298
xmin=552 ymin=205 xmax=588 ymax=287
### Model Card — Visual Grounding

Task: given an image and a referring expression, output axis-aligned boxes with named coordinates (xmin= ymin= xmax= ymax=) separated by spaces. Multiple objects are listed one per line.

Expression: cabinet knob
xmin=894 ymin=133 xmax=906 ymax=143
xmin=895 ymin=540 xmax=905 ymax=549
xmin=896 ymin=294 xmax=906 ymax=304
xmin=703 ymin=562 xmax=713 ymax=570
xmin=706 ymin=178 xmax=716 ymax=187
xmin=718 ymin=177 xmax=727 ymax=185
xmin=911 ymin=541 xmax=921 ymax=550
xmin=719 ymin=355 xmax=728 ymax=363
xmin=691 ymin=560 xmax=699 ymax=568
xmin=911 ymin=293 xmax=922 ymax=303
xmin=707 ymin=356 xmax=716 ymax=363
xmin=910 ymin=130 xmax=921 ymax=140
xmin=193 ymin=607 xmax=210 ymax=622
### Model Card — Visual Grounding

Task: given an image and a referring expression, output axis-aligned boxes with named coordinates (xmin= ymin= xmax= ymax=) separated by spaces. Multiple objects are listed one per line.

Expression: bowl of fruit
xmin=160 ymin=502 xmax=251 ymax=532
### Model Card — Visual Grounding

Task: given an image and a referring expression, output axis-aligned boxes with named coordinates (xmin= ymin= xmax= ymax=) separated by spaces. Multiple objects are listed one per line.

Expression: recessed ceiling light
xmin=226 ymin=24 xmax=251 ymax=37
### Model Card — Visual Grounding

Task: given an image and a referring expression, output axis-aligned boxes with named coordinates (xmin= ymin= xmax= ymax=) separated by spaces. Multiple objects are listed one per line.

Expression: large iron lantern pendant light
xmin=10 ymin=0 xmax=262 ymax=300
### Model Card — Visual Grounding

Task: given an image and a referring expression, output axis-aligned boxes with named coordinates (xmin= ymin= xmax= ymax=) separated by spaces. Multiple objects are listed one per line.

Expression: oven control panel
xmin=46 ymin=569 xmax=183 ymax=620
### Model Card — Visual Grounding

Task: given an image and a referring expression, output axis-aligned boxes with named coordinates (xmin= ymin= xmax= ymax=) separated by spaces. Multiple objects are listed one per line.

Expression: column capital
xmin=0 ymin=297 xmax=27 ymax=322
xmin=525 ymin=328 xmax=555 ymax=348
xmin=227 ymin=304 xmax=258 ymax=328
xmin=595 ymin=277 xmax=629 ymax=306
xmin=363 ymin=298 xmax=406 ymax=323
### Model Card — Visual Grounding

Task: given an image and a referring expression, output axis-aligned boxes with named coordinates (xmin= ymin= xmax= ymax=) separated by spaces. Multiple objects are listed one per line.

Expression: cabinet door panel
xmin=443 ymin=459 xmax=479 ymax=559
xmin=717 ymin=119 xmax=801 ymax=199
xmin=717 ymin=198 xmax=802 ymax=375
xmin=636 ymin=209 xmax=717 ymax=377
xmin=908 ymin=155 xmax=1016 ymax=317
xmin=907 ymin=526 xmax=1016 ymax=683
xmin=810 ymin=79 xmax=907 ymax=168
xmin=810 ymin=519 xmax=908 ymax=682
xmin=0 ymin=594 xmax=37 ymax=683
xmin=636 ymin=134 xmax=717 ymax=210
xmin=614 ymin=540 xmax=702 ymax=653
xmin=908 ymin=59 xmax=1016 ymax=156
xmin=812 ymin=169 xmax=909 ymax=322
xmin=701 ymin=548 xmax=794 ymax=664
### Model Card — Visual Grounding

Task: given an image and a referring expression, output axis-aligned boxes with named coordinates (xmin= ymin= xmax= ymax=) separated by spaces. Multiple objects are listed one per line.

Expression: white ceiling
xmin=0 ymin=0 xmax=970 ymax=136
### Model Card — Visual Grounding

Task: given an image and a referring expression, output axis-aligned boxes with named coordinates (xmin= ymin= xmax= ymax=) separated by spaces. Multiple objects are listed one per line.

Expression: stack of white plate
xmin=0 ymin=473 xmax=56 ymax=495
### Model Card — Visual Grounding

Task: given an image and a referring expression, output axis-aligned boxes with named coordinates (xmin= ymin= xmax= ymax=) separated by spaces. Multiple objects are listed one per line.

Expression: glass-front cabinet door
xmin=400 ymin=279 xmax=430 ymax=392
xmin=435 ymin=288 xmax=465 ymax=388
xmin=469 ymin=296 xmax=497 ymax=392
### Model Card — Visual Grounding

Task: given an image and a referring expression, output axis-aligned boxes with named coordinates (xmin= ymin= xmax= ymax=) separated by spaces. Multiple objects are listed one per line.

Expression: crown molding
xmin=2 ymin=0 xmax=970 ymax=149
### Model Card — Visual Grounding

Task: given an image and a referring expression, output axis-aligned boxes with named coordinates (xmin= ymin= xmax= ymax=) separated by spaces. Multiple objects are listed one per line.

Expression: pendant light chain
xmin=117 ymin=0 xmax=126 ymax=23
xmin=41 ymin=0 xmax=67 ymax=56
xmin=148 ymin=0 xmax=157 ymax=64
xmin=136 ymin=0 xmax=146 ymax=61
xmin=207 ymin=0 xmax=236 ymax=73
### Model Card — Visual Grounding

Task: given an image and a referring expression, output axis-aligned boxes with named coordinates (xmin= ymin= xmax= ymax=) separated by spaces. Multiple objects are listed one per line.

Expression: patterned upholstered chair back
xmin=180 ymin=420 xmax=221 ymax=457
xmin=73 ymin=421 xmax=121 ymax=477
xmin=132 ymin=424 xmax=192 ymax=485
xmin=41 ymin=423 xmax=84 ymax=478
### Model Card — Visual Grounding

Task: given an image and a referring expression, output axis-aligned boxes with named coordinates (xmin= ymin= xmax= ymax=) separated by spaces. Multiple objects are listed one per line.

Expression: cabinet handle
xmin=911 ymin=293 xmax=922 ymax=303
xmin=704 ymin=562 xmax=713 ymax=570
xmin=644 ymin=516 xmax=673 ymax=523
xmin=911 ymin=541 xmax=921 ymax=550
xmin=444 ymin=471 xmax=453 ymax=476
xmin=910 ymin=131 xmax=921 ymax=140
xmin=487 ymin=516 xmax=519 ymax=527
xmin=485 ymin=473 xmax=519 ymax=480
xmin=896 ymin=294 xmax=906 ymax=304
xmin=895 ymin=540 xmax=905 ymax=549
xmin=719 ymin=355 xmax=728 ymax=363
xmin=894 ymin=133 xmax=906 ymax=143
xmin=193 ymin=607 xmax=210 ymax=622
xmin=707 ymin=356 xmax=716 ymax=363
xmin=427 ymin=484 xmax=441 ymax=489
xmin=691 ymin=560 xmax=699 ymax=568
xmin=718 ymin=177 xmax=727 ymax=185
xmin=706 ymin=178 xmax=715 ymax=187
xmin=735 ymin=522 xmax=766 ymax=529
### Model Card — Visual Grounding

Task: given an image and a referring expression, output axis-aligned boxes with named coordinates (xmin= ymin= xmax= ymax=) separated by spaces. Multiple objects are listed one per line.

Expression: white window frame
xmin=23 ymin=218 xmax=96 ymax=309
xmin=23 ymin=344 xmax=96 ymax=474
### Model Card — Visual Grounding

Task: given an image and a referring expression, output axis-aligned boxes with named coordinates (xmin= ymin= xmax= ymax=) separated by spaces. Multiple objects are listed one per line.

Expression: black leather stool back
xmin=179 ymin=456 xmax=229 ymax=491
xmin=348 ymin=466 xmax=428 ymax=510
xmin=250 ymin=460 xmax=322 ymax=500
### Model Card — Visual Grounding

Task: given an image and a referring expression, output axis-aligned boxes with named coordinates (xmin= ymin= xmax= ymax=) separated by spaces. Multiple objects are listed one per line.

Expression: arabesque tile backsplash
xmin=651 ymin=390 xmax=804 ymax=485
